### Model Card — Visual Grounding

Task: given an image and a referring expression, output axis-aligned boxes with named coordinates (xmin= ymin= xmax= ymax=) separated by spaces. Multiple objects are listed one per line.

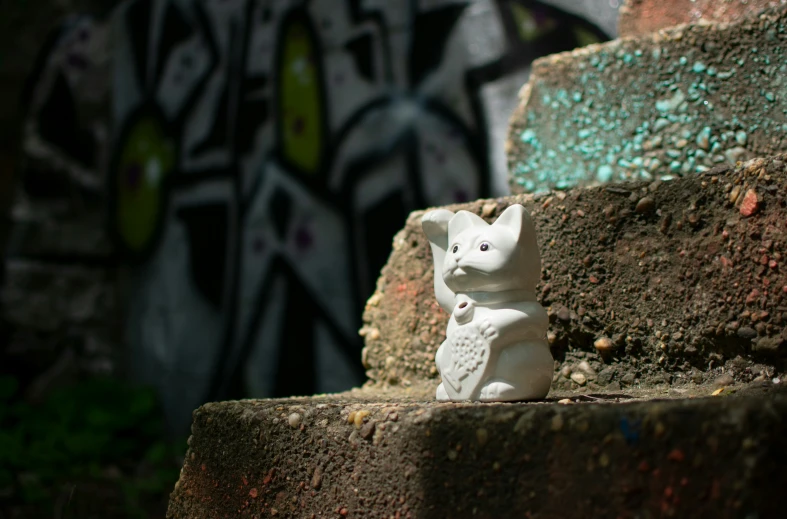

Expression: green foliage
xmin=0 ymin=375 xmax=185 ymax=516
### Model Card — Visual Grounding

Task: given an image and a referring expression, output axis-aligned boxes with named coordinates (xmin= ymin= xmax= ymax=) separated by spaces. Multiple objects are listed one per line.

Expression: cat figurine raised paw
xmin=421 ymin=204 xmax=552 ymax=402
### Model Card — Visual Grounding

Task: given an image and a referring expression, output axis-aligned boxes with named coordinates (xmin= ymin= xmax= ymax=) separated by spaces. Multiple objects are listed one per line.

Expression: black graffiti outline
xmin=107 ymin=0 xmax=222 ymax=264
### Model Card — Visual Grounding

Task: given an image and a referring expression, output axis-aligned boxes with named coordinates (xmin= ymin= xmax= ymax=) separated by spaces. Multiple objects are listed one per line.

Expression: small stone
xmin=482 ymin=203 xmax=497 ymax=218
xmin=557 ymin=398 xmax=573 ymax=405
xmin=729 ymin=185 xmax=741 ymax=203
xmin=737 ymin=327 xmax=757 ymax=340
xmin=606 ymin=381 xmax=621 ymax=391
xmin=725 ymin=147 xmax=746 ymax=163
xmin=560 ymin=365 xmax=572 ymax=378
xmin=691 ymin=372 xmax=703 ymax=383
xmin=696 ymin=128 xmax=710 ymax=150
xmin=577 ymin=360 xmax=596 ymax=376
xmin=288 ymin=413 xmax=302 ymax=428
xmin=714 ymin=374 xmax=734 ymax=387
xmin=594 ymin=337 xmax=615 ymax=353
xmin=752 ymin=337 xmax=783 ymax=355
xmin=621 ymin=373 xmax=636 ymax=386
xmin=354 ymin=410 xmax=370 ymax=428
xmin=311 ymin=466 xmax=323 ymax=489
xmin=570 ymin=372 xmax=587 ymax=386
xmin=360 ymin=420 xmax=376 ymax=440
xmin=249 ymin=488 xmax=258 ymax=498
xmin=671 ymin=332 xmax=683 ymax=341
xmin=635 ymin=196 xmax=655 ymax=214
xmin=385 ymin=356 xmax=396 ymax=369
xmin=746 ymin=289 xmax=760 ymax=304
xmin=739 ymin=189 xmax=759 ymax=217
xmin=556 ymin=307 xmax=571 ymax=322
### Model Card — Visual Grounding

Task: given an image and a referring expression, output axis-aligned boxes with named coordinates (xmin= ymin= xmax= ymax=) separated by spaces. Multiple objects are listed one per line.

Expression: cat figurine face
xmin=443 ymin=205 xmax=541 ymax=294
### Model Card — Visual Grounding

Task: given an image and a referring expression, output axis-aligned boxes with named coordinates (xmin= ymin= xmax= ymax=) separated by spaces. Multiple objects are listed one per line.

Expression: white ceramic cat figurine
xmin=421 ymin=204 xmax=552 ymax=401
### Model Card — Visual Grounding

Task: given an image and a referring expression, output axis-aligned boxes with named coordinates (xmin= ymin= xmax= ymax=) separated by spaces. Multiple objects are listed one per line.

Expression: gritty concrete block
xmin=361 ymin=155 xmax=787 ymax=392
xmin=507 ymin=5 xmax=787 ymax=193
xmin=167 ymin=383 xmax=787 ymax=518
xmin=619 ymin=0 xmax=787 ymax=37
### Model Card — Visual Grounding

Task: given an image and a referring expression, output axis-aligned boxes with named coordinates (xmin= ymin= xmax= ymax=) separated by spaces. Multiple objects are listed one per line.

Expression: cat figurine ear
xmin=447 ymin=210 xmax=487 ymax=244
xmin=491 ymin=203 xmax=525 ymax=238
xmin=422 ymin=209 xmax=456 ymax=313
xmin=491 ymin=204 xmax=541 ymax=292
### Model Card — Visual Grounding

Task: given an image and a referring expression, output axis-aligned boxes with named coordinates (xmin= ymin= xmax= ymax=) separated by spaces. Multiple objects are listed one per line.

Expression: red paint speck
xmin=667 ymin=448 xmax=685 ymax=462
xmin=740 ymin=189 xmax=759 ymax=217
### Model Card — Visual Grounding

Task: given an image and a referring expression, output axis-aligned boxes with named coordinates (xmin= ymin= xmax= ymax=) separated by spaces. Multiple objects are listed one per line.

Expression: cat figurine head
xmin=422 ymin=204 xmax=541 ymax=311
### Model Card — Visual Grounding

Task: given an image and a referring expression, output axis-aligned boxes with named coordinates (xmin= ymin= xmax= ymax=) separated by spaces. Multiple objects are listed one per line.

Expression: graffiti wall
xmin=110 ymin=0 xmax=610 ymax=429
xmin=9 ymin=0 xmax=611 ymax=431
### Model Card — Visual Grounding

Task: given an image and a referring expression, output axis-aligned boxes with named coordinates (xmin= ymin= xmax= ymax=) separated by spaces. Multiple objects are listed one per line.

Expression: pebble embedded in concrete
xmin=570 ymin=372 xmax=587 ymax=386
xmin=635 ymin=196 xmax=655 ymax=214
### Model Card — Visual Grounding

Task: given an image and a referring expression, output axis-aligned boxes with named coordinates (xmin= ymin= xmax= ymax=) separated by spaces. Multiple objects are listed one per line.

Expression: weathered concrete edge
xmin=167 ymin=383 xmax=787 ymax=518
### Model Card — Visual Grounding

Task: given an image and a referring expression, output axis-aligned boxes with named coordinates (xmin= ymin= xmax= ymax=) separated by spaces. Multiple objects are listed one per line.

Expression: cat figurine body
xmin=421 ymin=204 xmax=552 ymax=401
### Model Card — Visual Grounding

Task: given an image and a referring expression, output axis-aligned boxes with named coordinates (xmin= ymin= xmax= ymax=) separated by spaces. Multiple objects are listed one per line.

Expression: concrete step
xmin=167 ymin=155 xmax=787 ymax=518
xmin=506 ymin=4 xmax=787 ymax=193
xmin=361 ymin=155 xmax=787 ymax=395
xmin=167 ymin=383 xmax=787 ymax=518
